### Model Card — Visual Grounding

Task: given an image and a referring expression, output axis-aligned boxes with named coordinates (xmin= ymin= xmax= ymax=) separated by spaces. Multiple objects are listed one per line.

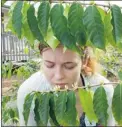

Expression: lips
xmin=56 ymin=83 xmax=67 ymax=86
xmin=55 ymin=83 xmax=68 ymax=86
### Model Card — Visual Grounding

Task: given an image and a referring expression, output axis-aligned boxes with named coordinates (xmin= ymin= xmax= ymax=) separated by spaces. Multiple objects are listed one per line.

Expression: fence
xmin=1 ymin=24 xmax=35 ymax=62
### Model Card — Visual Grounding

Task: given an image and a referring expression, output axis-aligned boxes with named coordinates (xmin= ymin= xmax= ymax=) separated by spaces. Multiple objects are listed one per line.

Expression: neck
xmin=78 ymin=74 xmax=84 ymax=87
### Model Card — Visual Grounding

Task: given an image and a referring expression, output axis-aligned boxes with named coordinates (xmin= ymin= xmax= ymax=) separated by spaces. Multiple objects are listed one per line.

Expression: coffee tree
xmin=5 ymin=0 xmax=122 ymax=126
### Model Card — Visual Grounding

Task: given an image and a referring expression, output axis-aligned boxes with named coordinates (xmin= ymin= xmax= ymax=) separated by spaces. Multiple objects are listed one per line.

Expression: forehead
xmin=42 ymin=47 xmax=81 ymax=63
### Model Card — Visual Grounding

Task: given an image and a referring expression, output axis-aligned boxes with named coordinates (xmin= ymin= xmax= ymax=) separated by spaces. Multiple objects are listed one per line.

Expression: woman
xmin=17 ymin=44 xmax=115 ymax=126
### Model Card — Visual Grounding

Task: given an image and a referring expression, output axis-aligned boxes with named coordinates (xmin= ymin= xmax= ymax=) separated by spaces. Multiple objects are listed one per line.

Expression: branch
xmin=51 ymin=0 xmax=122 ymax=9
xmin=33 ymin=82 xmax=120 ymax=93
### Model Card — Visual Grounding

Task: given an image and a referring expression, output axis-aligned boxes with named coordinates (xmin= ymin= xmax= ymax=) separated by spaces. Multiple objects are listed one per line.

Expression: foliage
xmin=93 ymin=86 xmax=109 ymax=126
xmin=2 ymin=83 xmax=20 ymax=125
xmin=14 ymin=60 xmax=40 ymax=79
xmin=23 ymin=83 xmax=122 ymax=126
xmin=6 ymin=1 xmax=122 ymax=52
xmin=118 ymin=70 xmax=122 ymax=81
xmin=3 ymin=1 xmax=122 ymax=126
xmin=78 ymin=88 xmax=98 ymax=123
xmin=112 ymin=83 xmax=122 ymax=125
xmin=2 ymin=60 xmax=39 ymax=125
xmin=95 ymin=45 xmax=122 ymax=79
xmin=2 ymin=61 xmax=13 ymax=79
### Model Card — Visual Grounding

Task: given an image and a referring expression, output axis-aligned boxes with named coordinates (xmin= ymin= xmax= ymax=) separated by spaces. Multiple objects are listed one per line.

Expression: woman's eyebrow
xmin=44 ymin=60 xmax=77 ymax=64
xmin=64 ymin=62 xmax=77 ymax=64
xmin=44 ymin=60 xmax=54 ymax=63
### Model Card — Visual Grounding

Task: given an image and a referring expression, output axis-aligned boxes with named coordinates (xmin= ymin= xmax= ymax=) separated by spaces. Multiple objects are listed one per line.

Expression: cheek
xmin=42 ymin=64 xmax=54 ymax=82
xmin=64 ymin=66 xmax=81 ymax=84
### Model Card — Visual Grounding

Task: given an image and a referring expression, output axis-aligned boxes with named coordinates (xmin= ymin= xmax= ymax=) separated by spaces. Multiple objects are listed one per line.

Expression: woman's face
xmin=42 ymin=46 xmax=82 ymax=88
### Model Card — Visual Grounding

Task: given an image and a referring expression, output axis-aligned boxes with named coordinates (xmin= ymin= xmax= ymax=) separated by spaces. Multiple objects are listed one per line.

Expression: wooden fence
xmin=1 ymin=24 xmax=34 ymax=62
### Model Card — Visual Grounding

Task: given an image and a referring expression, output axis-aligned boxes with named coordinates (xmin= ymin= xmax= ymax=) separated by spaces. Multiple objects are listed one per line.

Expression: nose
xmin=54 ymin=66 xmax=65 ymax=81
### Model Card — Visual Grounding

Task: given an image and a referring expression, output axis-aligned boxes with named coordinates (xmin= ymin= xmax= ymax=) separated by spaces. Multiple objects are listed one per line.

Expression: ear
xmin=82 ymin=55 xmax=90 ymax=67
xmin=81 ymin=56 xmax=93 ymax=76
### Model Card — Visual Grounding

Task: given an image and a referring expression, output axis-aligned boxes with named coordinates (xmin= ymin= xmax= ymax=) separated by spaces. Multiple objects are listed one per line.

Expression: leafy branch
xmin=23 ymin=83 xmax=122 ymax=126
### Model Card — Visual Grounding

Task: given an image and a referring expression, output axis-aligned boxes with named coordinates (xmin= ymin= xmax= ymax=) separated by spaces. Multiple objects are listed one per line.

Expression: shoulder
xmin=84 ymin=73 xmax=109 ymax=84
xmin=17 ymin=71 xmax=52 ymax=96
xmin=84 ymin=73 xmax=114 ymax=94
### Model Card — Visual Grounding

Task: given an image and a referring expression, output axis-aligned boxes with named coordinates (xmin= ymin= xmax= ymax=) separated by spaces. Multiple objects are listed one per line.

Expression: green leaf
xmin=68 ymin=2 xmax=87 ymax=46
xmin=23 ymin=92 xmax=35 ymax=125
xmin=83 ymin=5 xmax=105 ymax=49
xmin=27 ymin=5 xmax=44 ymax=42
xmin=9 ymin=108 xmax=15 ymax=123
xmin=97 ymin=6 xmax=106 ymax=21
xmin=2 ymin=96 xmax=11 ymax=108
xmin=78 ymin=88 xmax=98 ymax=123
xmin=37 ymin=1 xmax=50 ymax=37
xmin=64 ymin=91 xmax=79 ymax=126
xmin=112 ymin=83 xmax=122 ymax=125
xmin=5 ymin=2 xmax=17 ymax=33
xmin=45 ymin=26 xmax=60 ymax=50
xmin=24 ymin=47 xmax=29 ymax=54
xmin=22 ymin=2 xmax=35 ymax=48
xmin=49 ymin=93 xmax=60 ymax=126
xmin=12 ymin=1 xmax=23 ymax=38
xmin=50 ymin=4 xmax=78 ymax=52
xmin=93 ymin=86 xmax=109 ymax=126
xmin=64 ymin=4 xmax=70 ymax=18
xmin=50 ymin=4 xmax=66 ymax=41
xmin=37 ymin=92 xmax=50 ymax=126
xmin=34 ymin=97 xmax=43 ymax=126
xmin=111 ymin=5 xmax=122 ymax=44
xmin=3 ymin=109 xmax=10 ymax=123
xmin=104 ymin=11 xmax=115 ymax=46
xmin=54 ymin=91 xmax=67 ymax=125
xmin=118 ymin=70 xmax=122 ymax=81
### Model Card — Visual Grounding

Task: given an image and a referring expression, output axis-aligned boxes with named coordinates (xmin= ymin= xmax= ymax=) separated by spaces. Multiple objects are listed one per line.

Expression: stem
xmin=51 ymin=1 xmax=122 ymax=9
xmin=33 ymin=82 xmax=119 ymax=93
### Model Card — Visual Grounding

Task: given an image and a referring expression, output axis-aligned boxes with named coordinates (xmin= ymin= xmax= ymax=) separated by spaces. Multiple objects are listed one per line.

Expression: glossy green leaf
xmin=78 ymin=88 xmax=98 ymax=123
xmin=54 ymin=91 xmax=67 ymax=125
xmin=83 ymin=5 xmax=105 ymax=49
xmin=49 ymin=93 xmax=60 ymax=126
xmin=68 ymin=2 xmax=87 ymax=46
xmin=64 ymin=4 xmax=70 ymax=18
xmin=111 ymin=5 xmax=122 ymax=44
xmin=22 ymin=2 xmax=35 ymax=48
xmin=34 ymin=95 xmax=43 ymax=126
xmin=50 ymin=4 xmax=65 ymax=40
xmin=97 ymin=6 xmax=106 ymax=21
xmin=37 ymin=1 xmax=50 ymax=37
xmin=12 ymin=1 xmax=23 ymax=38
xmin=64 ymin=91 xmax=79 ymax=126
xmin=45 ymin=26 xmax=60 ymax=50
xmin=104 ymin=11 xmax=115 ymax=46
xmin=112 ymin=84 xmax=122 ymax=125
xmin=50 ymin=4 xmax=78 ymax=52
xmin=93 ymin=86 xmax=109 ymax=126
xmin=36 ymin=92 xmax=50 ymax=126
xmin=27 ymin=5 xmax=44 ymax=42
xmin=23 ymin=92 xmax=35 ymax=125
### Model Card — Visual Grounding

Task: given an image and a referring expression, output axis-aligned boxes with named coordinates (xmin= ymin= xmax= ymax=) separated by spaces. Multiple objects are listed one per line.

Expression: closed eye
xmin=64 ymin=62 xmax=77 ymax=69
xmin=44 ymin=61 xmax=55 ymax=68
